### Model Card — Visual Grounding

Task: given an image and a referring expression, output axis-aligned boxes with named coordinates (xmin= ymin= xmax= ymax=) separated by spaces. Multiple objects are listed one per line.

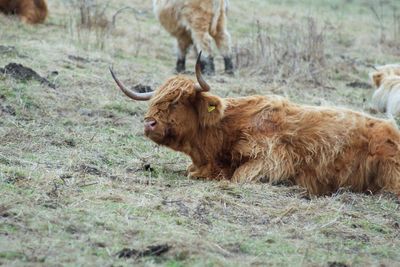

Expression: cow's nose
xmin=144 ymin=119 xmax=157 ymax=131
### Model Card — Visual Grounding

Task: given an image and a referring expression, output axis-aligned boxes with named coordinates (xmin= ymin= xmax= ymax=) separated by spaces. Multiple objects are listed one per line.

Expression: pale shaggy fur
xmin=370 ymin=64 xmax=400 ymax=87
xmin=370 ymin=64 xmax=400 ymax=117
xmin=140 ymin=76 xmax=400 ymax=196
xmin=152 ymin=0 xmax=232 ymax=73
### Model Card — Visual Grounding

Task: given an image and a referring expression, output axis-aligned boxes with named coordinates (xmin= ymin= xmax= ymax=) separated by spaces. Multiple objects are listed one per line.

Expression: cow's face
xmin=370 ymin=65 xmax=400 ymax=88
xmin=110 ymin=52 xmax=225 ymax=147
xmin=371 ymin=71 xmax=384 ymax=88
xmin=143 ymin=77 xmax=199 ymax=145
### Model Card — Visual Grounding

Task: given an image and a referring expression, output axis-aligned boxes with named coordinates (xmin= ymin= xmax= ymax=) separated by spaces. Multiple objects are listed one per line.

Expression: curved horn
xmin=195 ymin=51 xmax=211 ymax=92
xmin=109 ymin=67 xmax=153 ymax=101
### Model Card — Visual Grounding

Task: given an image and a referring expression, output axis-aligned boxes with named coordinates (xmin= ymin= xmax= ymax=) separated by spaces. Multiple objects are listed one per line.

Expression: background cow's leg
xmin=19 ymin=0 xmax=47 ymax=24
xmin=191 ymin=31 xmax=215 ymax=75
xmin=213 ymin=15 xmax=234 ymax=74
xmin=176 ymin=31 xmax=193 ymax=73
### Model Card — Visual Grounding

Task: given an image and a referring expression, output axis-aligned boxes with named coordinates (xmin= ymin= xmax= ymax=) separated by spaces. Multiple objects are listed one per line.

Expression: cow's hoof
xmin=225 ymin=69 xmax=234 ymax=76
xmin=187 ymin=172 xmax=202 ymax=180
xmin=259 ymin=176 xmax=269 ymax=183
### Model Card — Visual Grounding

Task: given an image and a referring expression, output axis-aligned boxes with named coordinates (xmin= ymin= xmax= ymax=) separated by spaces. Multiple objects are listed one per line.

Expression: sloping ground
xmin=0 ymin=0 xmax=399 ymax=266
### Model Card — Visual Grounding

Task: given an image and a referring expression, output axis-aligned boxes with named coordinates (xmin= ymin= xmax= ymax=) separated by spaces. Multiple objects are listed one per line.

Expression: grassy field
xmin=1 ymin=0 xmax=400 ymax=266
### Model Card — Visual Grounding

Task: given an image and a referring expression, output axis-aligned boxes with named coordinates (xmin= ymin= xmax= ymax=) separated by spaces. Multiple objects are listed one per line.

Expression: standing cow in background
xmin=0 ymin=0 xmax=47 ymax=24
xmin=153 ymin=0 xmax=234 ymax=75
xmin=109 ymin=53 xmax=400 ymax=197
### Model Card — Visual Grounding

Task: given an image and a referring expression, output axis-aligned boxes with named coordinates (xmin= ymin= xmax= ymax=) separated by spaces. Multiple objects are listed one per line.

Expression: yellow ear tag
xmin=208 ymin=105 xmax=216 ymax=113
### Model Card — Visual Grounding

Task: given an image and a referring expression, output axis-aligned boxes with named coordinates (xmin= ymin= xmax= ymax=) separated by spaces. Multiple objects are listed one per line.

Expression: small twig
xmin=162 ymin=200 xmax=183 ymax=204
xmin=271 ymin=206 xmax=296 ymax=223
xmin=111 ymin=7 xmax=141 ymax=27
xmin=79 ymin=181 xmax=99 ymax=187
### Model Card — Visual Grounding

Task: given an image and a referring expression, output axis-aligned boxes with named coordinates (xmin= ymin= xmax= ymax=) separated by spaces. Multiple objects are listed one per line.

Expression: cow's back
xmin=224 ymin=96 xmax=400 ymax=195
xmin=279 ymin=105 xmax=400 ymax=195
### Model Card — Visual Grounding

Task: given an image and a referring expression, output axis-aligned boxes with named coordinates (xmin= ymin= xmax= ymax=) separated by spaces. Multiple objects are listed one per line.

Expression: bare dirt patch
xmin=346 ymin=81 xmax=373 ymax=89
xmin=0 ymin=63 xmax=55 ymax=89
xmin=133 ymin=84 xmax=153 ymax=93
xmin=116 ymin=244 xmax=171 ymax=259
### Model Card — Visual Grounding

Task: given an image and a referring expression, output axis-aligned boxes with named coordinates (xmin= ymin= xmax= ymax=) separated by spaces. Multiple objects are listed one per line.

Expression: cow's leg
xmin=231 ymin=159 xmax=265 ymax=183
xmin=368 ymin=127 xmax=400 ymax=198
xmin=187 ymin=163 xmax=218 ymax=180
xmin=377 ymin=159 xmax=400 ymax=197
xmin=213 ymin=18 xmax=234 ymax=75
xmin=175 ymin=31 xmax=193 ymax=73
xmin=191 ymin=31 xmax=215 ymax=75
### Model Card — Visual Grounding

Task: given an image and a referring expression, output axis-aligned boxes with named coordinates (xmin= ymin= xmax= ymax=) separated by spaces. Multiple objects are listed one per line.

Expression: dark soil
xmin=0 ymin=63 xmax=55 ymax=89
xmin=116 ymin=244 xmax=171 ymax=258
xmin=75 ymin=164 xmax=103 ymax=176
xmin=0 ymin=103 xmax=16 ymax=116
xmin=133 ymin=84 xmax=153 ymax=93
xmin=0 ymin=45 xmax=16 ymax=55
xmin=346 ymin=81 xmax=372 ymax=89
xmin=68 ymin=55 xmax=90 ymax=63
xmin=328 ymin=262 xmax=349 ymax=267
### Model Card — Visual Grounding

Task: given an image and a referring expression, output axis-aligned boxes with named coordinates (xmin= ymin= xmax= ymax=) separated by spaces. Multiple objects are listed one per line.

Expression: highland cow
xmin=370 ymin=64 xmax=400 ymax=88
xmin=370 ymin=64 xmax=400 ymax=117
xmin=110 ymin=53 xmax=400 ymax=197
xmin=153 ymin=0 xmax=233 ymax=75
xmin=0 ymin=0 xmax=47 ymax=24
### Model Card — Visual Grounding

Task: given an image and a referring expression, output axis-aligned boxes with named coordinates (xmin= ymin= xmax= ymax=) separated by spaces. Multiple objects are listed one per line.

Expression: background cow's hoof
xmin=224 ymin=57 xmax=234 ymax=75
xmin=200 ymin=57 xmax=215 ymax=75
xmin=175 ymin=58 xmax=186 ymax=73
xmin=175 ymin=70 xmax=194 ymax=75
xmin=225 ymin=69 xmax=235 ymax=76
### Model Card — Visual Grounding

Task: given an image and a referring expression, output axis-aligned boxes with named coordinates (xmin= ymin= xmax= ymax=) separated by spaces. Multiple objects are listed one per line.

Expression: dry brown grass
xmin=234 ymin=17 xmax=326 ymax=86
xmin=369 ymin=0 xmax=400 ymax=55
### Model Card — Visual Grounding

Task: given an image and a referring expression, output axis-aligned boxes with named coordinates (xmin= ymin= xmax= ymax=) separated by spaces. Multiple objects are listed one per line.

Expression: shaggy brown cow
xmin=153 ymin=0 xmax=233 ymax=75
xmin=0 ymin=0 xmax=47 ymax=24
xmin=110 ymin=54 xmax=400 ymax=197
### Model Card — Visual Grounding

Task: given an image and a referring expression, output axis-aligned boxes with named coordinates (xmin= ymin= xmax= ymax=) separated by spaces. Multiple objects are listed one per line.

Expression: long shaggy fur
xmin=0 ymin=0 xmax=48 ymax=24
xmin=152 ymin=0 xmax=232 ymax=73
xmin=142 ymin=75 xmax=400 ymax=196
xmin=370 ymin=64 xmax=400 ymax=117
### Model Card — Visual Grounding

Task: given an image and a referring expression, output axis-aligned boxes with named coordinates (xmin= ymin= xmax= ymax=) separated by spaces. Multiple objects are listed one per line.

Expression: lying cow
xmin=153 ymin=0 xmax=233 ymax=75
xmin=110 ymin=53 xmax=400 ymax=197
xmin=370 ymin=64 xmax=400 ymax=88
xmin=0 ymin=0 xmax=48 ymax=24
xmin=370 ymin=64 xmax=400 ymax=117
xmin=371 ymin=77 xmax=400 ymax=118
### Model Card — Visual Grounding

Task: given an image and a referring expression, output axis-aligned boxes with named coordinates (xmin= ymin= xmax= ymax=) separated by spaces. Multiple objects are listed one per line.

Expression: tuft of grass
xmin=369 ymin=0 xmax=400 ymax=54
xmin=234 ymin=17 xmax=327 ymax=85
